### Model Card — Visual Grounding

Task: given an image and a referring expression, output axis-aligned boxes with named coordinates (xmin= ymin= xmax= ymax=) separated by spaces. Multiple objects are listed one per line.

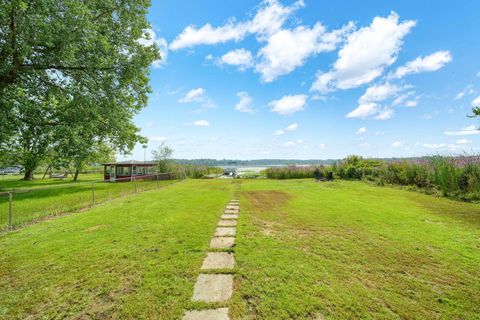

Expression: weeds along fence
xmin=0 ymin=173 xmax=178 ymax=231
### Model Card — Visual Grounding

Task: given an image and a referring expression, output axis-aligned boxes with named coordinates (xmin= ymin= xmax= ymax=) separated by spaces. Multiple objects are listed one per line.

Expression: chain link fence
xmin=0 ymin=173 xmax=178 ymax=232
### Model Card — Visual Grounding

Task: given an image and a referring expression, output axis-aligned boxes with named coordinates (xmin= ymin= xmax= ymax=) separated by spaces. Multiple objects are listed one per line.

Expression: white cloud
xmin=220 ymin=49 xmax=253 ymax=70
xmin=346 ymin=103 xmax=379 ymax=119
xmin=358 ymin=82 xmax=405 ymax=104
xmin=444 ymin=125 xmax=480 ymax=136
xmin=404 ymin=99 xmax=418 ymax=107
xmin=285 ymin=123 xmax=298 ymax=131
xmin=139 ymin=29 xmax=168 ymax=68
xmin=179 ymin=88 xmax=206 ymax=103
xmin=348 ymin=82 xmax=403 ymax=120
xmin=392 ymin=140 xmax=405 ymax=147
xmin=472 ymin=96 xmax=480 ymax=108
xmin=390 ymin=50 xmax=452 ymax=79
xmin=234 ymin=91 xmax=253 ymax=113
xmin=311 ymin=12 xmax=416 ymax=93
xmin=256 ymin=22 xmax=353 ymax=82
xmin=318 ymin=143 xmax=326 ymax=149
xmin=193 ymin=120 xmax=210 ymax=127
xmin=170 ymin=21 xmax=249 ymax=50
xmin=455 ymin=85 xmax=475 ymax=100
xmin=274 ymin=123 xmax=299 ymax=135
xmin=179 ymin=88 xmax=216 ymax=107
xmin=356 ymin=127 xmax=367 ymax=135
xmin=456 ymin=139 xmax=471 ymax=144
xmin=283 ymin=139 xmax=304 ymax=147
xmin=269 ymin=94 xmax=308 ymax=115
xmin=359 ymin=142 xmax=371 ymax=147
xmin=150 ymin=136 xmax=166 ymax=142
xmin=249 ymin=0 xmax=305 ymax=40
xmin=375 ymin=108 xmax=394 ymax=120
xmin=170 ymin=0 xmax=303 ymax=50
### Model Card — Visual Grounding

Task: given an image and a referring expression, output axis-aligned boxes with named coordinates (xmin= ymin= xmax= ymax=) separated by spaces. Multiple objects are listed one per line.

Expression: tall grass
xmin=266 ymin=155 xmax=480 ymax=201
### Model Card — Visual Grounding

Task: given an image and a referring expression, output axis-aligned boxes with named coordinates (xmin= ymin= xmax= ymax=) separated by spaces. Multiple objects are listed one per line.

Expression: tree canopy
xmin=0 ymin=0 xmax=159 ymax=179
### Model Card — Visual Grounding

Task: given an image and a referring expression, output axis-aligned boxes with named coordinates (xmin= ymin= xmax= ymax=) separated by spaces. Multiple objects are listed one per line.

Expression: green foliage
xmin=151 ymin=143 xmax=174 ymax=173
xmin=0 ymin=0 xmax=159 ymax=179
xmin=264 ymin=155 xmax=480 ymax=201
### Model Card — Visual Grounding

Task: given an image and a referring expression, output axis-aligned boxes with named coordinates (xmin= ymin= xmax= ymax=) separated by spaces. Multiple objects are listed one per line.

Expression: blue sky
xmin=121 ymin=0 xmax=480 ymax=161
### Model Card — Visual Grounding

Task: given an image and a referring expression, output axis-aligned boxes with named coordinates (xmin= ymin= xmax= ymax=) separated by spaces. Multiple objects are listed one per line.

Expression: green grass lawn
xmin=0 ymin=173 xmax=104 ymax=191
xmin=0 ymin=175 xmax=175 ymax=229
xmin=232 ymin=179 xmax=480 ymax=319
xmin=0 ymin=179 xmax=237 ymax=319
xmin=0 ymin=179 xmax=479 ymax=319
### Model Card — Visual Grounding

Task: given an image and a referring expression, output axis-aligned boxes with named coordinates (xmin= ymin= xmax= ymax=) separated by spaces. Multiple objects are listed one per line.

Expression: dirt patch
xmin=243 ymin=190 xmax=292 ymax=214
xmin=82 ymin=225 xmax=108 ymax=233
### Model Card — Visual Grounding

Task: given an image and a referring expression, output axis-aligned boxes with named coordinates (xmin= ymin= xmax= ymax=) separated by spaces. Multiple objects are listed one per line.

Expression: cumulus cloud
xmin=346 ymin=103 xmax=379 ymax=119
xmin=234 ymin=91 xmax=253 ymax=112
xmin=274 ymin=123 xmax=299 ymax=135
xmin=311 ymin=12 xmax=416 ymax=93
xmin=444 ymin=125 xmax=479 ymax=136
xmin=179 ymin=88 xmax=216 ymax=107
xmin=356 ymin=127 xmax=367 ymax=135
xmin=390 ymin=50 xmax=452 ymax=79
xmin=285 ymin=123 xmax=298 ymax=131
xmin=269 ymin=94 xmax=308 ymax=115
xmin=358 ymin=83 xmax=406 ymax=104
xmin=283 ymin=139 xmax=304 ymax=147
xmin=220 ymin=49 xmax=253 ymax=70
xmin=170 ymin=0 xmax=304 ymax=50
xmin=179 ymin=88 xmax=206 ymax=103
xmin=256 ymin=22 xmax=353 ymax=82
xmin=193 ymin=120 xmax=210 ymax=127
xmin=347 ymin=83 xmax=409 ymax=120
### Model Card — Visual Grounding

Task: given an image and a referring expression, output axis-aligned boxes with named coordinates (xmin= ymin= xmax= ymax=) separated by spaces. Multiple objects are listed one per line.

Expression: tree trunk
xmin=23 ymin=169 xmax=34 ymax=181
xmin=73 ymin=168 xmax=80 ymax=181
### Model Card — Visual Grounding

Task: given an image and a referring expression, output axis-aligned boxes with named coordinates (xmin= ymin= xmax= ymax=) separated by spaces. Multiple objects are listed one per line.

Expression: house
xmin=102 ymin=160 xmax=157 ymax=182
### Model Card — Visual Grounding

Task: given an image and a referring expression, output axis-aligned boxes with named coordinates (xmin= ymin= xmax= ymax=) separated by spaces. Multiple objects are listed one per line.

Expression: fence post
xmin=134 ymin=177 xmax=137 ymax=193
xmin=156 ymin=174 xmax=159 ymax=189
xmin=8 ymin=192 xmax=13 ymax=229
xmin=91 ymin=183 xmax=95 ymax=208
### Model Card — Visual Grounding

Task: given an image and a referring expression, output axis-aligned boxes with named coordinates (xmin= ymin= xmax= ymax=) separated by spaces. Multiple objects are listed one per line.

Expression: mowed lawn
xmin=0 ymin=179 xmax=237 ymax=319
xmin=232 ymin=179 xmax=480 ymax=319
xmin=0 ymin=175 xmax=174 ymax=229
xmin=0 ymin=179 xmax=479 ymax=319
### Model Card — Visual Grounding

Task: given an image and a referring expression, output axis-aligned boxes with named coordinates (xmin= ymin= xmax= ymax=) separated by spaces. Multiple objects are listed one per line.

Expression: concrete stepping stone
xmin=201 ymin=252 xmax=235 ymax=270
xmin=183 ymin=308 xmax=230 ymax=320
xmin=225 ymin=209 xmax=239 ymax=214
xmin=226 ymin=205 xmax=239 ymax=210
xmin=192 ymin=274 xmax=233 ymax=302
xmin=214 ymin=227 xmax=236 ymax=237
xmin=221 ymin=214 xmax=238 ymax=220
xmin=218 ymin=219 xmax=237 ymax=227
xmin=210 ymin=237 xmax=235 ymax=248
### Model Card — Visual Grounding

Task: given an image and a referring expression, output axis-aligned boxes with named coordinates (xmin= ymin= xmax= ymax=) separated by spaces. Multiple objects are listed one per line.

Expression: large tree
xmin=0 ymin=0 xmax=160 ymax=179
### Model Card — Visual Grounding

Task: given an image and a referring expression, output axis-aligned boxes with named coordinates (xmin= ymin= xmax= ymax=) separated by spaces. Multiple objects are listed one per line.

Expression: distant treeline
xmin=173 ymin=159 xmax=336 ymax=166
xmin=172 ymin=156 xmax=474 ymax=167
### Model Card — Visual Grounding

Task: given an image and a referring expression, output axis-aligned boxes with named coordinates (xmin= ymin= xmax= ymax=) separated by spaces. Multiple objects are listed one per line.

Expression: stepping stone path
xmin=183 ymin=199 xmax=241 ymax=320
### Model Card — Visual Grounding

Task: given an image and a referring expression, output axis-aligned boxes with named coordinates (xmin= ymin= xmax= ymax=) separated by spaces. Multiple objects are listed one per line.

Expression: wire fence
xmin=0 ymin=173 xmax=179 ymax=232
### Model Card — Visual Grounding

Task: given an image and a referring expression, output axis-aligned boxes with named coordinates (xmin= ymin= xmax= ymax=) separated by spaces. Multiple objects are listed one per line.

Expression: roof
xmin=102 ymin=160 xmax=157 ymax=166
